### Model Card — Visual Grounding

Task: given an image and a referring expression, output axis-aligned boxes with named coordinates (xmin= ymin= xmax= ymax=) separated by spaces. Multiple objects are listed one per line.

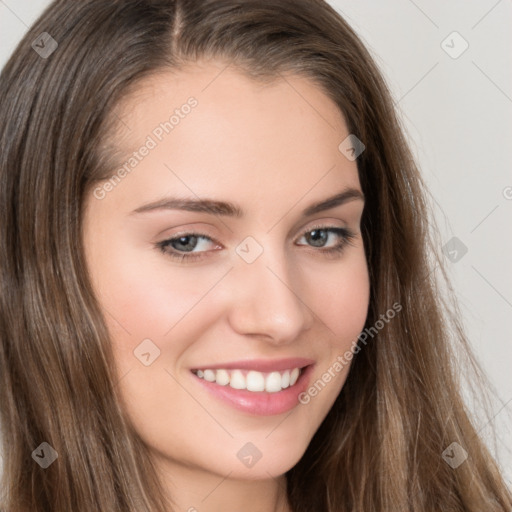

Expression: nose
xmin=226 ymin=247 xmax=314 ymax=346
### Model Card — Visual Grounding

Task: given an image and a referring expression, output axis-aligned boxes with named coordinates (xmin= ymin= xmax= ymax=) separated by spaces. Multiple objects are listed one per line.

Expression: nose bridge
xmin=226 ymin=241 xmax=313 ymax=343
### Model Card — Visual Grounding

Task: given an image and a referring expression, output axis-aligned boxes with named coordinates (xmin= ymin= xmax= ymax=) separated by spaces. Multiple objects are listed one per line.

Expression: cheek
xmin=303 ymin=252 xmax=369 ymax=397
xmin=93 ymin=242 xmax=225 ymax=341
xmin=308 ymin=247 xmax=370 ymax=341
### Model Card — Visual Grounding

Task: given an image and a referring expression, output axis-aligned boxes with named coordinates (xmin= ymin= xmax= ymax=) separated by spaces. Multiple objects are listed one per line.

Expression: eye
xmin=156 ymin=232 xmax=220 ymax=262
xmin=296 ymin=225 xmax=356 ymax=255
xmin=156 ymin=225 xmax=356 ymax=263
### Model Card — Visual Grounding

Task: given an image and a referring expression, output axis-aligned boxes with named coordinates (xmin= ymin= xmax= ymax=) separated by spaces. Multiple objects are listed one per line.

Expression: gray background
xmin=1 ymin=0 xmax=511 ymax=484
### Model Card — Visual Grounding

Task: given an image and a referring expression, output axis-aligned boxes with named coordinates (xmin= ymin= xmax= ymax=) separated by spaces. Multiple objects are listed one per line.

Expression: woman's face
xmin=82 ymin=60 xmax=369 ymax=484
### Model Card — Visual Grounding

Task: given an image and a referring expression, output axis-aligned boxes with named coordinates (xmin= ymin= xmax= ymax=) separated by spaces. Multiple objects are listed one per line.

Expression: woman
xmin=0 ymin=1 xmax=510 ymax=511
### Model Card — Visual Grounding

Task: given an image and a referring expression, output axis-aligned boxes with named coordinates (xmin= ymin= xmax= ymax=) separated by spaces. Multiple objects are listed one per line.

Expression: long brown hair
xmin=0 ymin=1 xmax=510 ymax=511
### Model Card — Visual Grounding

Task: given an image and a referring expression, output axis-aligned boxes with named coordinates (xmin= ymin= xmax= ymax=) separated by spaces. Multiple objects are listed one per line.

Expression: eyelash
xmin=156 ymin=224 xmax=356 ymax=263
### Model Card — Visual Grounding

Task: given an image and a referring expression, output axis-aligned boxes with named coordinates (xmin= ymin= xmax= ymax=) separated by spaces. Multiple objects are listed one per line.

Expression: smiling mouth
xmin=191 ymin=366 xmax=307 ymax=393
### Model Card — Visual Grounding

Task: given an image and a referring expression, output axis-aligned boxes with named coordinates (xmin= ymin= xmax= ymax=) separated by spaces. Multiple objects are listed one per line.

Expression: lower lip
xmin=191 ymin=365 xmax=314 ymax=416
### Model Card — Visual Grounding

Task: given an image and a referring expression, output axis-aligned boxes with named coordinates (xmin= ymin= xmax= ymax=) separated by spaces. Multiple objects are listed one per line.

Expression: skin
xmin=82 ymin=60 xmax=370 ymax=512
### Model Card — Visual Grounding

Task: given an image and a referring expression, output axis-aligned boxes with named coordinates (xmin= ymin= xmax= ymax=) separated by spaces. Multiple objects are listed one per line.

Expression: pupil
xmin=173 ymin=235 xmax=197 ymax=252
xmin=308 ymin=229 xmax=327 ymax=247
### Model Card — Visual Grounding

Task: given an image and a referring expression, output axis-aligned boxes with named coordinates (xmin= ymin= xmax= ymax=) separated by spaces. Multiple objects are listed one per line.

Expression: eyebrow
xmin=131 ymin=187 xmax=364 ymax=218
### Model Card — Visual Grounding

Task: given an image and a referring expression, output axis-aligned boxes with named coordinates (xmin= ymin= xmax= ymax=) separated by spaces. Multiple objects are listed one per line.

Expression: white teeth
xmin=265 ymin=371 xmax=282 ymax=393
xmin=203 ymin=369 xmax=216 ymax=382
xmin=216 ymin=369 xmax=230 ymax=386
xmin=289 ymin=368 xmax=300 ymax=386
xmin=193 ymin=367 xmax=304 ymax=392
xmin=229 ymin=370 xmax=246 ymax=390
xmin=246 ymin=371 xmax=265 ymax=392
xmin=281 ymin=369 xmax=290 ymax=389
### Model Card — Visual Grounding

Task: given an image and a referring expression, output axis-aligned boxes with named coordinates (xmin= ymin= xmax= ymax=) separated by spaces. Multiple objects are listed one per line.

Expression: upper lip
xmin=190 ymin=357 xmax=315 ymax=373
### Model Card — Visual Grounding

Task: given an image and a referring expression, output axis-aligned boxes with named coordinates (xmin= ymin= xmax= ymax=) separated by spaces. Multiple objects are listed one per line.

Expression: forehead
xmin=99 ymin=60 xmax=360 ymax=213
